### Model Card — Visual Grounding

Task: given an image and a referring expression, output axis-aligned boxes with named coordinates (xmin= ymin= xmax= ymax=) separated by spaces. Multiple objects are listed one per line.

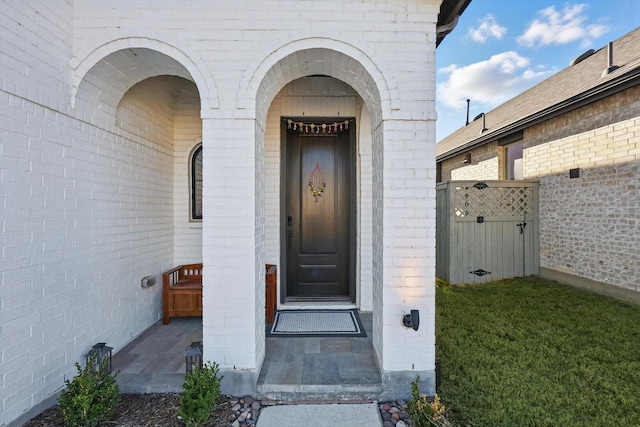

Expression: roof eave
xmin=436 ymin=68 xmax=640 ymax=162
xmin=437 ymin=0 xmax=472 ymax=47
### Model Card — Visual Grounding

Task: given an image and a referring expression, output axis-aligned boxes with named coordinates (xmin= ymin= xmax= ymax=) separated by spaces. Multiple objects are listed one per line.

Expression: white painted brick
xmin=1 ymin=1 xmax=445 ymax=421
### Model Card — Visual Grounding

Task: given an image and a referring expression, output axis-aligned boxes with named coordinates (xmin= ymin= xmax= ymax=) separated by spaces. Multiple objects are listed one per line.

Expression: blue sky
xmin=436 ymin=0 xmax=640 ymax=140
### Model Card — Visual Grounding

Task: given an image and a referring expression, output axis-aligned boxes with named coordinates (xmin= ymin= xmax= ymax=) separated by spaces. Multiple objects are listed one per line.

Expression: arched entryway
xmin=72 ymin=43 xmax=209 ymax=356
xmin=247 ymin=44 xmax=388 ymax=394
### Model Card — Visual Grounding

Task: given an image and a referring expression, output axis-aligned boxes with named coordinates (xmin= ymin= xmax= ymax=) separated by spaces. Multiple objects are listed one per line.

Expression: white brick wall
xmin=0 ymin=90 xmax=174 ymax=423
xmin=2 ymin=3 xmax=76 ymax=422
xmin=372 ymin=120 xmax=385 ymax=367
xmin=1 ymin=1 xmax=442 ymax=420
xmin=380 ymin=118 xmax=436 ymax=371
xmin=202 ymin=117 xmax=259 ymax=370
xmin=0 ymin=1 xmax=73 ymax=113
xmin=171 ymin=79 xmax=203 ymax=266
xmin=115 ymin=74 xmax=204 ymax=267
xmin=358 ymin=105 xmax=374 ymax=311
xmin=117 ymin=77 xmax=177 ymax=149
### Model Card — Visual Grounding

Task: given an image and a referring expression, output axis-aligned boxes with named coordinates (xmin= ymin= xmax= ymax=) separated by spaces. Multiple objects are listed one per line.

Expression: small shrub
xmin=408 ymin=376 xmax=449 ymax=427
xmin=57 ymin=354 xmax=120 ymax=427
xmin=178 ymin=361 xmax=222 ymax=427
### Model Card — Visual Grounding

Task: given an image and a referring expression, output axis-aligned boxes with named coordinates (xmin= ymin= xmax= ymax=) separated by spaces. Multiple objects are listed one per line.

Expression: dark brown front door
xmin=284 ymin=122 xmax=354 ymax=300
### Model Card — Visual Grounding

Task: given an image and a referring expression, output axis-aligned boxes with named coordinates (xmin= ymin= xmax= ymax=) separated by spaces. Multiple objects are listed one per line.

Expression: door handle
xmin=287 ymin=216 xmax=293 ymax=227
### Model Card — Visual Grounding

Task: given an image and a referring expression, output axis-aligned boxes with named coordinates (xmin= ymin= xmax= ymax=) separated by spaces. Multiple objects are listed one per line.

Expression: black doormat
xmin=267 ymin=309 xmax=366 ymax=337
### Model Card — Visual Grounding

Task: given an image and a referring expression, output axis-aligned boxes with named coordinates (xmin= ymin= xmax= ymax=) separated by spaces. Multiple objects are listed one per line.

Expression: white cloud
xmin=518 ymin=4 xmax=609 ymax=48
xmin=468 ymin=14 xmax=507 ymax=42
xmin=437 ymin=51 xmax=553 ymax=110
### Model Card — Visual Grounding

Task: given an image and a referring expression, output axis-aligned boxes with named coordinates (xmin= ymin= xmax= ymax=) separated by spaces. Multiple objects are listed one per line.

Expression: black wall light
xmin=402 ymin=310 xmax=420 ymax=331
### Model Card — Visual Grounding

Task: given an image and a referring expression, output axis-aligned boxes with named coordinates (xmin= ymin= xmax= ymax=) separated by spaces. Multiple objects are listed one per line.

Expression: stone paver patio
xmin=112 ymin=312 xmax=381 ymax=400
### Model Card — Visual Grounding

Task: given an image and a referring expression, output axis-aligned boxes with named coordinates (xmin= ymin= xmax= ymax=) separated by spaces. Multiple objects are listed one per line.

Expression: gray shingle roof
xmin=437 ymin=26 xmax=640 ymax=159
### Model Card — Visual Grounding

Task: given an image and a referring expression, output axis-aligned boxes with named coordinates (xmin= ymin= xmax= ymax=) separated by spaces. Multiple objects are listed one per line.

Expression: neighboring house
xmin=437 ymin=27 xmax=640 ymax=302
xmin=0 ymin=1 xmax=471 ymax=424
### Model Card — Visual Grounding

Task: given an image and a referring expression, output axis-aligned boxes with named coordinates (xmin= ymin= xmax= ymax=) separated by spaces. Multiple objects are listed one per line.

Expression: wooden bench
xmin=265 ymin=264 xmax=277 ymax=324
xmin=162 ymin=263 xmax=202 ymax=325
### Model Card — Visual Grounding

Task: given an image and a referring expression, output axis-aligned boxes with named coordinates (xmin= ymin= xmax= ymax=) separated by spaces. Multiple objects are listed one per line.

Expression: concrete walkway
xmin=256 ymin=403 xmax=382 ymax=427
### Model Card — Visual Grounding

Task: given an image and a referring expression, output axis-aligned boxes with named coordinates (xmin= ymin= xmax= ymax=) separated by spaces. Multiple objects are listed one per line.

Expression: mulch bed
xmin=23 ymin=394 xmax=417 ymax=427
xmin=23 ymin=394 xmax=234 ymax=427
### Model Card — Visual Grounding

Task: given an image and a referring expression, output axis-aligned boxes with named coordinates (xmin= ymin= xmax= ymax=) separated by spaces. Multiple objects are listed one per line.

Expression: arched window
xmin=191 ymin=145 xmax=203 ymax=220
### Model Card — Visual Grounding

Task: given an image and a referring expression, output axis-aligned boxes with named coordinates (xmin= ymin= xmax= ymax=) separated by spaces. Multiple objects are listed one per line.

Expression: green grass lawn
xmin=436 ymin=277 xmax=640 ymax=426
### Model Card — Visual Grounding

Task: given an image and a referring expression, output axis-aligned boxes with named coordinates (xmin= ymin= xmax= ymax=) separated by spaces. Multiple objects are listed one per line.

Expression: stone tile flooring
xmin=257 ymin=312 xmax=382 ymax=400
xmin=112 ymin=317 xmax=202 ymax=393
xmin=112 ymin=312 xmax=381 ymax=400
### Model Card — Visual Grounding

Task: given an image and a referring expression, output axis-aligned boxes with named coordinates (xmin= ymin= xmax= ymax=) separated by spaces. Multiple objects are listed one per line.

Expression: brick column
xmin=379 ymin=118 xmax=437 ymax=398
xmin=201 ymin=117 xmax=263 ymax=396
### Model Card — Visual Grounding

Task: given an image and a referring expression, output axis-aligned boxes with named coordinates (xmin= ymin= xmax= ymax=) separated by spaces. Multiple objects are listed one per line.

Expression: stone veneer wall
xmin=526 ymin=113 xmax=640 ymax=291
xmin=536 ymin=163 xmax=639 ymax=291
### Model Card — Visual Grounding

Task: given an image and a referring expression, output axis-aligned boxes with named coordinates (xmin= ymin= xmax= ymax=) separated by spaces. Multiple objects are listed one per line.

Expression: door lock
xmin=287 ymin=216 xmax=293 ymax=227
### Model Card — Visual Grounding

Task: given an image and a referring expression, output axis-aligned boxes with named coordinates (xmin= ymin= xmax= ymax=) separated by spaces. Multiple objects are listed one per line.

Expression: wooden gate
xmin=436 ymin=181 xmax=539 ymax=284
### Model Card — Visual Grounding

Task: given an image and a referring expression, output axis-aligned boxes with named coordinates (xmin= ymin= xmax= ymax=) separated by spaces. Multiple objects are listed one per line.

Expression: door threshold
xmin=281 ymin=297 xmax=356 ymax=310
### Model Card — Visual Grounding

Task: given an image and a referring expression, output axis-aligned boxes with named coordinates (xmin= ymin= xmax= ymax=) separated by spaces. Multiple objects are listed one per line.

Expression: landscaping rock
xmin=379 ymin=399 xmax=414 ymax=427
xmin=24 ymin=394 xmax=418 ymax=427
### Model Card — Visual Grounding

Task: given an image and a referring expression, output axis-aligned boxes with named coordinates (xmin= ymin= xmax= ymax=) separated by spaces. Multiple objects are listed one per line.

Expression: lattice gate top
xmin=452 ymin=181 xmax=536 ymax=221
xmin=436 ymin=180 xmax=540 ymax=284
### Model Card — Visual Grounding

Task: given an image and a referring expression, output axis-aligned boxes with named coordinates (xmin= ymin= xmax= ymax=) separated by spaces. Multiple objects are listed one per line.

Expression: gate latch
xmin=516 ymin=222 xmax=527 ymax=234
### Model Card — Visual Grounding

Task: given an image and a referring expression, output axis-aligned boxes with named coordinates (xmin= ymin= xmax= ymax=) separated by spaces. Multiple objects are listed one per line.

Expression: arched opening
xmin=264 ymin=76 xmax=369 ymax=305
xmin=114 ymin=74 xmax=203 ymax=264
xmin=75 ymin=48 xmax=203 ymax=125
xmin=250 ymin=47 xmax=387 ymax=397
xmin=72 ymin=48 xmax=205 ymax=350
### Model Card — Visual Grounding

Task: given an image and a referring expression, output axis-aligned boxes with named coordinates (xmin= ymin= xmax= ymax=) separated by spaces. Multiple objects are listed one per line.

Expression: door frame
xmin=279 ymin=117 xmax=357 ymax=303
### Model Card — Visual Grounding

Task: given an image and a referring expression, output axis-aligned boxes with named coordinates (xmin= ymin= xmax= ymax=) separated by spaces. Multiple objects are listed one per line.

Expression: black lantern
xmin=185 ymin=341 xmax=203 ymax=374
xmin=84 ymin=342 xmax=113 ymax=374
